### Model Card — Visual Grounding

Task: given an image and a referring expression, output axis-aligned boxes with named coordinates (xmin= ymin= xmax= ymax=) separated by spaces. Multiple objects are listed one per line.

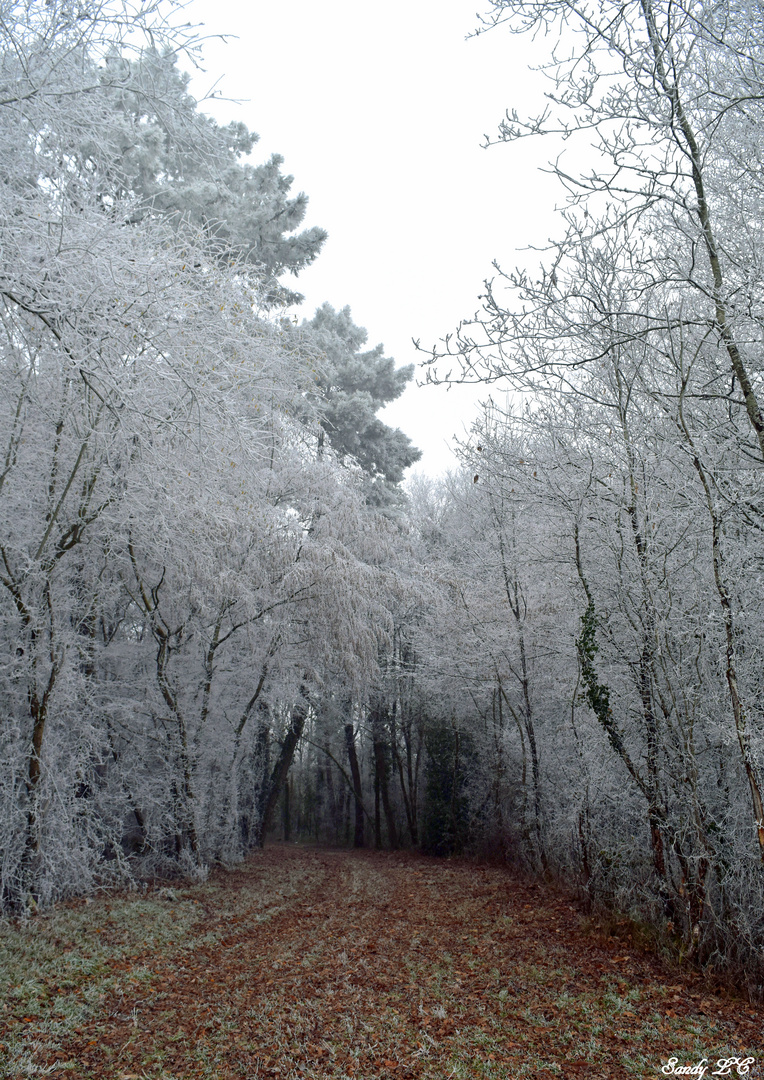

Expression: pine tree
xmin=303 ymin=303 xmax=421 ymax=510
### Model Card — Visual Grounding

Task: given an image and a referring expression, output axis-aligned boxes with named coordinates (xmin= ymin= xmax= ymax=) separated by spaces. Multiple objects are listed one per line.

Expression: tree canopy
xmin=303 ymin=303 xmax=421 ymax=509
xmin=93 ymin=48 xmax=328 ymax=304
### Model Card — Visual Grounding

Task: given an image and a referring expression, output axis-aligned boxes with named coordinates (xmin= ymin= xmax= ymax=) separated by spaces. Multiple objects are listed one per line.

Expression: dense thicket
xmin=0 ymin=0 xmax=417 ymax=910
xmin=406 ymin=0 xmax=764 ymax=995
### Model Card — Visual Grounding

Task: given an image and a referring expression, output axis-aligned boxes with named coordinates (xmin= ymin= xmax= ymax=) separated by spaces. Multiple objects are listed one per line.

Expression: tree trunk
xmin=392 ymin=706 xmax=421 ymax=846
xmin=373 ymin=732 xmax=398 ymax=849
xmin=255 ymin=695 xmax=308 ymax=847
xmin=345 ymin=722 xmax=365 ymax=848
xmin=282 ymin=778 xmax=292 ymax=842
xmin=371 ymin=702 xmax=398 ymax=850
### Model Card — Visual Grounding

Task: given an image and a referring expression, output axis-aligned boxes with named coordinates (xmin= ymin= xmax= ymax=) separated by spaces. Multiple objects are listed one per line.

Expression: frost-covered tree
xmin=456 ymin=0 xmax=764 ymax=461
xmin=0 ymin=0 xmax=373 ymax=907
xmin=302 ymin=303 xmax=421 ymax=510
xmin=408 ymin=0 xmax=764 ymax=989
xmin=88 ymin=48 xmax=327 ymax=305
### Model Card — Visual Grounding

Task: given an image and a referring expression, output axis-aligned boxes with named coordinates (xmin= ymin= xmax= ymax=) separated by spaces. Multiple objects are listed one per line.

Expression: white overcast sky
xmin=187 ymin=0 xmax=564 ymax=476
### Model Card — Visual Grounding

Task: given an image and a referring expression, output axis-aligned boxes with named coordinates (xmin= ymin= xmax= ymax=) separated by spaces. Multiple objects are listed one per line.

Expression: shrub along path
xmin=1 ymin=845 xmax=761 ymax=1079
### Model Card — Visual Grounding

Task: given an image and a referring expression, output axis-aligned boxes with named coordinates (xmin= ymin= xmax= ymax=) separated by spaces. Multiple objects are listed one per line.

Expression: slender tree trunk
xmin=371 ymin=701 xmax=398 ymax=849
xmin=496 ymin=513 xmax=547 ymax=871
xmin=674 ymin=399 xmax=764 ymax=862
xmin=492 ymin=687 xmax=507 ymax=858
xmin=574 ymin=524 xmax=676 ymax=896
xmin=282 ymin=778 xmax=292 ymax=842
xmin=617 ymin=387 xmax=677 ymax=909
xmin=392 ymin=709 xmax=420 ymax=846
xmin=154 ymin=634 xmax=198 ymax=857
xmin=17 ymin=586 xmax=61 ymax=905
xmin=255 ymin=695 xmax=308 ymax=847
xmin=373 ymin=733 xmax=398 ymax=849
xmin=345 ymin=722 xmax=365 ymax=848
xmin=251 ymin=712 xmax=271 ymax=847
xmin=19 ymin=686 xmax=52 ymax=904
xmin=374 ymin=763 xmax=381 ymax=849
xmin=639 ymin=0 xmax=764 ymax=462
xmin=325 ymin=762 xmax=340 ymax=843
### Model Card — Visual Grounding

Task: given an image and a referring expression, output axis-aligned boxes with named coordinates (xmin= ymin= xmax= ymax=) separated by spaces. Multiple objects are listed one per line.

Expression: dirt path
xmin=2 ymin=845 xmax=762 ymax=1079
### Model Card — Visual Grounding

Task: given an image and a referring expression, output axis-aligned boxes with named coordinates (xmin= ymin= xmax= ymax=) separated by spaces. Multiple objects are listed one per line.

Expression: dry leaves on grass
xmin=1 ymin=845 xmax=762 ymax=1079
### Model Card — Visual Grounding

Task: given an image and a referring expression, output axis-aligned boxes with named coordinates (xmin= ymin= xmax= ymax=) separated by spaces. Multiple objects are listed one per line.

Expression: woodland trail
xmin=1 ymin=845 xmax=762 ymax=1080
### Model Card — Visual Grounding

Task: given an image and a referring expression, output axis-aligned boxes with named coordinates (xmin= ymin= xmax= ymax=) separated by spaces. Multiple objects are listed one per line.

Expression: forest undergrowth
xmin=0 ymin=845 xmax=761 ymax=1080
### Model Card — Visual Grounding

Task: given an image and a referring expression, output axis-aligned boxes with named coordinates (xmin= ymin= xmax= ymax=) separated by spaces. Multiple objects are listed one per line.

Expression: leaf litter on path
xmin=1 ymin=845 xmax=761 ymax=1079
